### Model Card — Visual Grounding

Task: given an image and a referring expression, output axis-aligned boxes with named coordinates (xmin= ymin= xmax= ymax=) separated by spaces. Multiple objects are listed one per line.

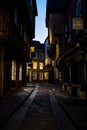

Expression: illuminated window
xmin=44 ymin=72 xmax=49 ymax=80
xmin=39 ymin=62 xmax=43 ymax=70
xmin=30 ymin=46 xmax=35 ymax=52
xmin=19 ymin=64 xmax=22 ymax=80
xmin=12 ymin=60 xmax=16 ymax=80
xmin=33 ymin=62 xmax=37 ymax=69
xmin=39 ymin=72 xmax=43 ymax=80
xmin=33 ymin=72 xmax=37 ymax=80
xmin=45 ymin=57 xmax=50 ymax=66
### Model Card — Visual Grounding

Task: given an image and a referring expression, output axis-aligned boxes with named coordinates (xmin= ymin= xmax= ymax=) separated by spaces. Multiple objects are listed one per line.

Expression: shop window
xmin=19 ymin=64 xmax=22 ymax=80
xmin=11 ymin=60 xmax=16 ymax=80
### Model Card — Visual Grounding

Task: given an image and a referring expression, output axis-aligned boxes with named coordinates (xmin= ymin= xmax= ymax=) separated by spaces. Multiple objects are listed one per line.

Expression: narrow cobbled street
xmin=1 ymin=84 xmax=84 ymax=130
xmin=19 ymin=85 xmax=58 ymax=130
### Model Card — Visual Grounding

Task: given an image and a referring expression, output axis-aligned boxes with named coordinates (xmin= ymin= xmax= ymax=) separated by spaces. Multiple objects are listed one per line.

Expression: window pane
xmin=44 ymin=72 xmax=49 ymax=80
xmin=19 ymin=64 xmax=22 ymax=80
xmin=33 ymin=72 xmax=37 ymax=80
xmin=39 ymin=72 xmax=43 ymax=80
xmin=12 ymin=60 xmax=16 ymax=80
xmin=39 ymin=62 xmax=43 ymax=70
xmin=33 ymin=62 xmax=37 ymax=69
xmin=39 ymin=53 xmax=44 ymax=60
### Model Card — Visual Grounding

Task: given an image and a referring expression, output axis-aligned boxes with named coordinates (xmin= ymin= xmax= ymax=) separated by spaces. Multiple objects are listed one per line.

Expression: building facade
xmin=46 ymin=0 xmax=87 ymax=99
xmin=27 ymin=40 xmax=45 ymax=83
xmin=59 ymin=0 xmax=87 ymax=99
xmin=46 ymin=0 xmax=67 ymax=84
xmin=44 ymin=37 xmax=51 ymax=83
xmin=0 ymin=0 xmax=37 ymax=96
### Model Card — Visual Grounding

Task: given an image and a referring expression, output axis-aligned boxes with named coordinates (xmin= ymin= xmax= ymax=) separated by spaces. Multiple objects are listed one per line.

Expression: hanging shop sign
xmin=72 ymin=17 xmax=83 ymax=30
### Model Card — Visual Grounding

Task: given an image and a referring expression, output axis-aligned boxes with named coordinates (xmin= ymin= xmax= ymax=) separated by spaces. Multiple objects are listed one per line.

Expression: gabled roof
xmin=46 ymin=0 xmax=67 ymax=13
xmin=31 ymin=40 xmax=45 ymax=50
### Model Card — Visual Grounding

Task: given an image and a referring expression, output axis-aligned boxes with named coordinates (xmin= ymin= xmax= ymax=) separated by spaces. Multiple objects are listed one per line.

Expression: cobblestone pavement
xmin=19 ymin=86 xmax=58 ymax=130
xmin=1 ymin=83 xmax=87 ymax=130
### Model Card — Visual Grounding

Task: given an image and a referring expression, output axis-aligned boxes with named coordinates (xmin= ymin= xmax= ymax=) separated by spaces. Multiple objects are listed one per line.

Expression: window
xmin=64 ymin=25 xmax=68 ymax=38
xmin=45 ymin=57 xmax=50 ymax=66
xmin=39 ymin=53 xmax=44 ymax=60
xmin=24 ymin=30 xmax=26 ymax=42
xmin=76 ymin=0 xmax=82 ymax=34
xmin=30 ymin=0 xmax=33 ymax=11
xmin=11 ymin=60 xmax=16 ymax=80
xmin=26 ymin=64 xmax=28 ymax=76
xmin=39 ymin=62 xmax=43 ymax=70
xmin=39 ymin=72 xmax=43 ymax=80
xmin=68 ymin=17 xmax=71 ymax=32
xmin=33 ymin=72 xmax=37 ymax=80
xmin=30 ymin=46 xmax=35 ymax=52
xmin=19 ymin=64 xmax=22 ymax=80
xmin=68 ymin=17 xmax=71 ymax=43
xmin=31 ymin=52 xmax=37 ymax=59
xmin=14 ymin=8 xmax=17 ymax=26
xmin=33 ymin=62 xmax=37 ymax=69
xmin=44 ymin=72 xmax=49 ymax=80
xmin=20 ymin=23 xmax=23 ymax=34
xmin=68 ymin=35 xmax=71 ymax=43
xmin=76 ymin=0 xmax=81 ymax=16
xmin=33 ymin=52 xmax=37 ymax=59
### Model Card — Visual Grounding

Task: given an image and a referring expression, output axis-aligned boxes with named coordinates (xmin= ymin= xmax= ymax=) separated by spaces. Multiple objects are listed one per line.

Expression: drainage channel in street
xmin=49 ymin=89 xmax=78 ymax=130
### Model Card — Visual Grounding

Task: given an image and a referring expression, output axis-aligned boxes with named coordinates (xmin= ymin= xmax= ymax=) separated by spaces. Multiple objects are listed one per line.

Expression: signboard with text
xmin=72 ymin=17 xmax=83 ymax=30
